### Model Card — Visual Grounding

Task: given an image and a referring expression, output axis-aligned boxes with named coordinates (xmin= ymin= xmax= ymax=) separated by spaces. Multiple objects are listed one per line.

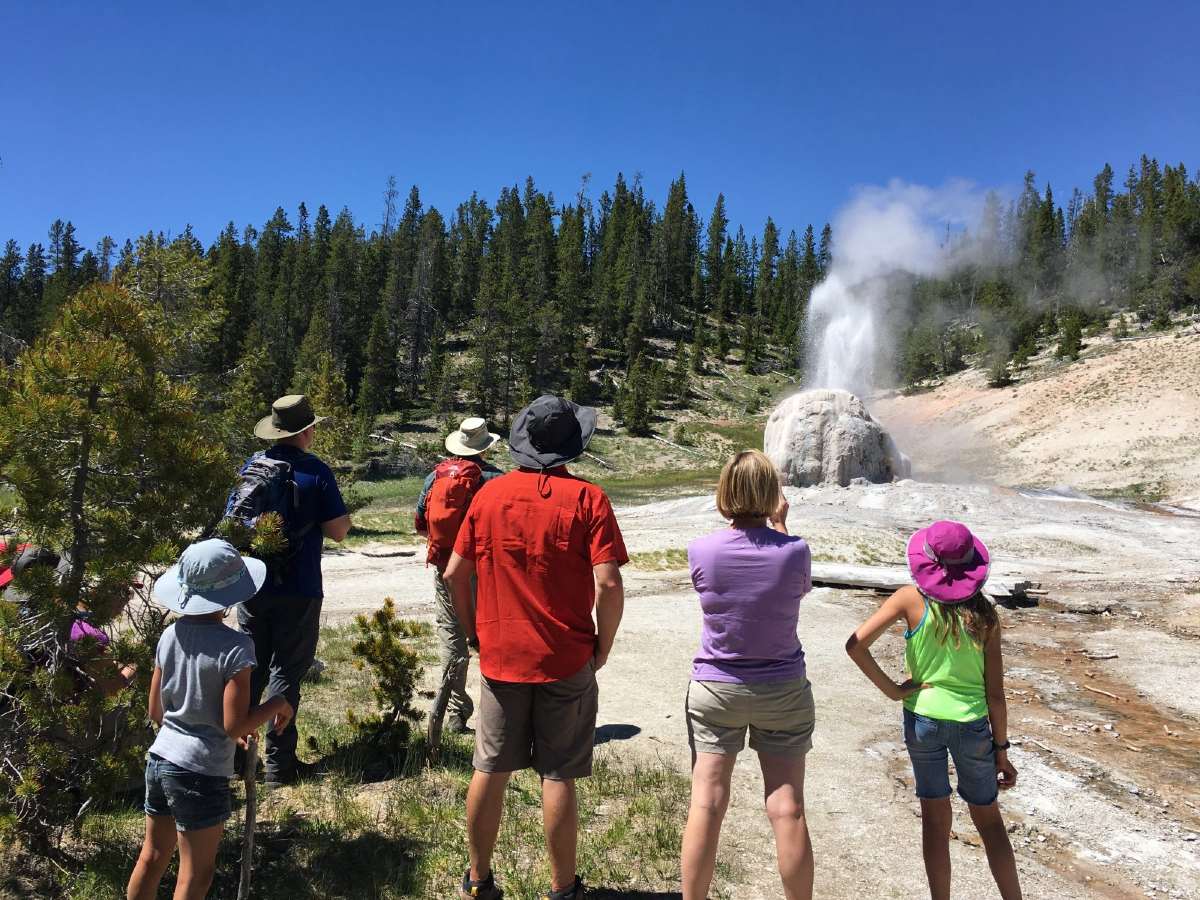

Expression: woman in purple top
xmin=680 ymin=450 xmax=816 ymax=900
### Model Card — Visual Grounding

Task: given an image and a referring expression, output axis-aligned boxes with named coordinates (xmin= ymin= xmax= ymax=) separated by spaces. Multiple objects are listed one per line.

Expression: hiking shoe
xmin=264 ymin=759 xmax=317 ymax=789
xmin=461 ymin=868 xmax=503 ymax=899
xmin=540 ymin=876 xmax=584 ymax=899
xmin=448 ymin=715 xmax=475 ymax=735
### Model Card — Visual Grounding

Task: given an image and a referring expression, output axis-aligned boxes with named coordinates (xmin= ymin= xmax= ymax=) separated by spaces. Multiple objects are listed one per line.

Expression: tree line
xmin=3 ymin=155 xmax=1197 ymax=452
xmin=900 ymin=156 xmax=1200 ymax=387
xmin=0 ymin=174 xmax=833 ymax=447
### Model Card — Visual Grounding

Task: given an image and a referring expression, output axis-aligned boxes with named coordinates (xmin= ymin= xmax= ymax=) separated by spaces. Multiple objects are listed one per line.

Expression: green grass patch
xmin=591 ymin=467 xmax=722 ymax=506
xmin=24 ymin=622 xmax=729 ymax=899
xmin=1091 ymin=480 xmax=1169 ymax=504
xmin=334 ymin=476 xmax=426 ymax=548
xmin=627 ymin=548 xmax=691 ymax=571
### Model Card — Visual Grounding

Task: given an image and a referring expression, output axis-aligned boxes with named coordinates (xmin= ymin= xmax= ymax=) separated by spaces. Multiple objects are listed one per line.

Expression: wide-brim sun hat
xmin=508 ymin=395 xmax=597 ymax=470
xmin=152 ymin=538 xmax=267 ymax=615
xmin=254 ymin=394 xmax=327 ymax=441
xmin=907 ymin=520 xmax=990 ymax=604
xmin=445 ymin=417 xmax=501 ymax=457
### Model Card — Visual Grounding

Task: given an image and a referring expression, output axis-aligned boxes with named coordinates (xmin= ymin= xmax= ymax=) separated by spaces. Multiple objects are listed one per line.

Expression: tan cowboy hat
xmin=254 ymin=394 xmax=327 ymax=441
xmin=445 ymin=417 xmax=501 ymax=457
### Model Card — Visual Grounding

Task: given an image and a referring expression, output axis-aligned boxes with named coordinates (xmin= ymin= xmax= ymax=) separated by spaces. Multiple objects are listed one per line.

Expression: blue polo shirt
xmin=258 ymin=444 xmax=347 ymax=599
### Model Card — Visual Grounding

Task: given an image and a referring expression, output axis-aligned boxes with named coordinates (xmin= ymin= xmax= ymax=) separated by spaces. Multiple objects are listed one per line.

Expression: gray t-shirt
xmin=148 ymin=617 xmax=256 ymax=777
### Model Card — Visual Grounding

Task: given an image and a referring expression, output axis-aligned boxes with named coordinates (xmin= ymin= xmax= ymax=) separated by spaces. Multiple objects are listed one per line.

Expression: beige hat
xmin=445 ymin=417 xmax=501 ymax=457
xmin=254 ymin=394 xmax=327 ymax=440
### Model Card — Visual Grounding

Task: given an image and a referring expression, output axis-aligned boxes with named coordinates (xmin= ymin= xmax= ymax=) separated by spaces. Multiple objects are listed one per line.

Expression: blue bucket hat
xmin=152 ymin=539 xmax=267 ymax=615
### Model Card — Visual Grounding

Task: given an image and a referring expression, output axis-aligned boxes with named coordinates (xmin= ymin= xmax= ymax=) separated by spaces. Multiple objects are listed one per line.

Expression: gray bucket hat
xmin=1 ymin=546 xmax=70 ymax=604
xmin=508 ymin=395 xmax=597 ymax=470
xmin=152 ymin=539 xmax=267 ymax=615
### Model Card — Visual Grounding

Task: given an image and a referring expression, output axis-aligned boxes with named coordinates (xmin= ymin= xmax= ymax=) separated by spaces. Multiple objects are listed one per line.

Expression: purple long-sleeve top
xmin=687 ymin=527 xmax=812 ymax=683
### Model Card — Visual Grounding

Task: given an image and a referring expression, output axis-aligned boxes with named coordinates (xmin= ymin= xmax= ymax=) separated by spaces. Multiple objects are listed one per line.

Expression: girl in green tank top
xmin=903 ymin=598 xmax=990 ymax=722
xmin=845 ymin=520 xmax=1024 ymax=900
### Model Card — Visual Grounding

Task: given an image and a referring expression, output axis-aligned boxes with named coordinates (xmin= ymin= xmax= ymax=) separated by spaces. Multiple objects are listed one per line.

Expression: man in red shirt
xmin=445 ymin=395 xmax=627 ymax=900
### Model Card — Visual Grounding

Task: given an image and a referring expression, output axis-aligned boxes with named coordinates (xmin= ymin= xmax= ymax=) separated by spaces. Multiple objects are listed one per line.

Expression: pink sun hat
xmin=906 ymin=520 xmax=990 ymax=604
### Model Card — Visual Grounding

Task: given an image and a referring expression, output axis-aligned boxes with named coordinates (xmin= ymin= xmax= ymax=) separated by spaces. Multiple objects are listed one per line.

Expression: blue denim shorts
xmin=903 ymin=709 xmax=999 ymax=806
xmin=144 ymin=753 xmax=232 ymax=831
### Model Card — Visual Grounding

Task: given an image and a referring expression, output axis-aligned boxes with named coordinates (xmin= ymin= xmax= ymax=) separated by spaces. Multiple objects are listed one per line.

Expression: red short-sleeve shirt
xmin=454 ymin=467 xmax=628 ymax=683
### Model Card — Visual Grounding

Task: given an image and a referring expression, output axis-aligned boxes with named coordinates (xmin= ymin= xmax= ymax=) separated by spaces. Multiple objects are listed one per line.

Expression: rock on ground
xmin=765 ymin=388 xmax=911 ymax=487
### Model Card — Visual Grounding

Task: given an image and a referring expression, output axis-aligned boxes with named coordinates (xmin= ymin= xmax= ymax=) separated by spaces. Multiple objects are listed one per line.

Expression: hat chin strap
xmin=923 ymin=541 xmax=975 ymax=567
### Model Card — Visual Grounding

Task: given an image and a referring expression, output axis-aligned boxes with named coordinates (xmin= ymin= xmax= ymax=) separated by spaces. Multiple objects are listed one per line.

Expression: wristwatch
xmin=993 ymin=739 xmax=1011 ymax=752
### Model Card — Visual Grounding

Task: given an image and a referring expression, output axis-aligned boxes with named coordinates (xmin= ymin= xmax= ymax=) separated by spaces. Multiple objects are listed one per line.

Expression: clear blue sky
xmin=3 ymin=0 xmax=1198 ymax=251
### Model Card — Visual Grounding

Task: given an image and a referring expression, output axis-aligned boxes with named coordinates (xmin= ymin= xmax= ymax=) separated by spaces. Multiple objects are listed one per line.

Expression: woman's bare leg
xmin=758 ymin=751 xmax=813 ymax=900
xmin=681 ymin=751 xmax=737 ymax=900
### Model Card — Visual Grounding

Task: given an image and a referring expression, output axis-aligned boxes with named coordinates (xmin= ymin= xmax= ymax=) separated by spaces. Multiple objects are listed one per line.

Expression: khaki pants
xmin=434 ymin=572 xmax=474 ymax=725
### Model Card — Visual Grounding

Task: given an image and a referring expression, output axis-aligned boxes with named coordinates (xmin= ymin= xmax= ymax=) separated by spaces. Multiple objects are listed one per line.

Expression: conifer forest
xmin=2 ymin=157 xmax=1199 ymax=451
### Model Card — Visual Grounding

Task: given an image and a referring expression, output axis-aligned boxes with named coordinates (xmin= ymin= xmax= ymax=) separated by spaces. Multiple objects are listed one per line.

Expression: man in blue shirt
xmin=237 ymin=394 xmax=351 ymax=786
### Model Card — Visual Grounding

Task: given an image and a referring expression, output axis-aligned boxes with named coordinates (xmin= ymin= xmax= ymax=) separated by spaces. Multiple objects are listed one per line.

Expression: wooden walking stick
xmin=426 ymin=666 xmax=453 ymax=762
xmin=237 ymin=734 xmax=259 ymax=900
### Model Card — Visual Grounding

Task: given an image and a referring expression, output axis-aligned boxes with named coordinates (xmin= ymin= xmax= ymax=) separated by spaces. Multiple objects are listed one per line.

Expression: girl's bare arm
xmin=984 ymin=622 xmax=1018 ymax=787
xmin=845 ymin=587 xmax=927 ymax=701
xmin=148 ymin=666 xmax=163 ymax=725
xmin=222 ymin=667 xmax=293 ymax=743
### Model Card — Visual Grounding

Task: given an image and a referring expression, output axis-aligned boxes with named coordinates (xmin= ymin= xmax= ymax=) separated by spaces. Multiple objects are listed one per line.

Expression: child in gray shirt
xmin=127 ymin=540 xmax=293 ymax=900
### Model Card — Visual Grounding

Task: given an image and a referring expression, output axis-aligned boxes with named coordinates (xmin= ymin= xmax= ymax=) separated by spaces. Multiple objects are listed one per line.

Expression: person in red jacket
xmin=414 ymin=417 xmax=503 ymax=735
xmin=444 ymin=395 xmax=628 ymax=900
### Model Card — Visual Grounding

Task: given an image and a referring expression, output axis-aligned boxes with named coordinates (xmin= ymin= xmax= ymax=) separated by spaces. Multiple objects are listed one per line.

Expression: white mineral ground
xmin=322 ymin=474 xmax=1200 ymax=898
xmin=313 ymin=326 xmax=1200 ymax=898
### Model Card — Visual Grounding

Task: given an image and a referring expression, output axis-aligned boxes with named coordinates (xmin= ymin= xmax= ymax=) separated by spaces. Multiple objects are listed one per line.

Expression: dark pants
xmin=236 ymin=592 xmax=322 ymax=779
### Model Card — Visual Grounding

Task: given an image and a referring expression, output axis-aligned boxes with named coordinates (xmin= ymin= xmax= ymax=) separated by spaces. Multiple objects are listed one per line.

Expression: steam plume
xmin=806 ymin=179 xmax=992 ymax=396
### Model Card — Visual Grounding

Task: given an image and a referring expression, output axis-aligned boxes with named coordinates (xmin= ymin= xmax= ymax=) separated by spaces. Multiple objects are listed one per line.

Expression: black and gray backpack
xmin=223 ymin=452 xmax=314 ymax=586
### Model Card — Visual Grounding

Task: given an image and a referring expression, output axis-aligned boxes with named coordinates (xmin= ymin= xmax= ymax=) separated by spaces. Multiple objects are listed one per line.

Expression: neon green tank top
xmin=903 ymin=600 xmax=988 ymax=722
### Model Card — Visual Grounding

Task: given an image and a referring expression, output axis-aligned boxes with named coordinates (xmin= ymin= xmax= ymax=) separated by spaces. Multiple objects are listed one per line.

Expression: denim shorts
xmin=144 ymin=753 xmax=232 ymax=831
xmin=903 ymin=709 xmax=999 ymax=806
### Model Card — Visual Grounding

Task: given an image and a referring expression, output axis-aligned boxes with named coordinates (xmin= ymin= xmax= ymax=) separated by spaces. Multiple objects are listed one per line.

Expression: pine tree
xmin=817 ymin=223 xmax=833 ymax=275
xmin=671 ymin=339 xmax=691 ymax=402
xmin=569 ymin=332 xmax=592 ymax=403
xmin=0 ymin=283 xmax=229 ymax=848
xmin=359 ymin=305 xmax=399 ymax=419
xmin=691 ymin=310 xmax=708 ymax=374
xmin=617 ymin=360 xmax=654 ymax=436
xmin=306 ymin=355 xmax=356 ymax=463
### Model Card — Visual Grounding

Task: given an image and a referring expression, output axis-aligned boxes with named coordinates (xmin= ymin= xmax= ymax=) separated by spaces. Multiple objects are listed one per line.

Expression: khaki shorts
xmin=473 ymin=661 xmax=598 ymax=780
xmin=686 ymin=676 xmax=816 ymax=756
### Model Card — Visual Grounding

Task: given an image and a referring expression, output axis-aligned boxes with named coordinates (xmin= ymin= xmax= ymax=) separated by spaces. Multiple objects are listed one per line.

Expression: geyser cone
xmin=765 ymin=389 xmax=911 ymax=487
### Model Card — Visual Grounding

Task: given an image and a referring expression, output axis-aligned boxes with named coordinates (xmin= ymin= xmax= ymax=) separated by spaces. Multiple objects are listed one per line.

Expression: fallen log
xmin=582 ymin=450 xmax=616 ymax=470
xmin=651 ymin=434 xmax=706 ymax=458
xmin=809 ymin=563 xmax=1037 ymax=602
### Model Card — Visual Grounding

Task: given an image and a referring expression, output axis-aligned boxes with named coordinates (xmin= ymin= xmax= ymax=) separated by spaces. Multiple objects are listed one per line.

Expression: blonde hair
xmin=716 ymin=450 xmax=784 ymax=520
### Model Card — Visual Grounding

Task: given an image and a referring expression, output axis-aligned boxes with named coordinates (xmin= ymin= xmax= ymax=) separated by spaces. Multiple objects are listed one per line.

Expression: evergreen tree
xmin=0 ymin=284 xmax=229 ymax=848
xmin=817 ymin=223 xmax=833 ymax=275
xmin=569 ymin=333 xmax=592 ymax=404
xmin=359 ymin=304 xmax=399 ymax=419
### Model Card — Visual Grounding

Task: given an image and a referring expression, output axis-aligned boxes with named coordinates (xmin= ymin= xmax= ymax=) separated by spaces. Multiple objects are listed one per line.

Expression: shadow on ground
xmin=595 ymin=723 xmax=641 ymax=745
xmin=589 ymin=891 xmax=682 ymax=899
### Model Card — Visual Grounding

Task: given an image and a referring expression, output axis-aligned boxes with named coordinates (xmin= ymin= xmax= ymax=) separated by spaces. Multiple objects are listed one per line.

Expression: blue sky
xmin=2 ymin=0 xmax=1198 ymax=251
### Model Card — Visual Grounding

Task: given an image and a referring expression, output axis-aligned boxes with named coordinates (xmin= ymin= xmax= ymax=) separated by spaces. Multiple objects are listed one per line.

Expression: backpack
xmin=425 ymin=458 xmax=483 ymax=574
xmin=223 ymin=452 xmax=314 ymax=585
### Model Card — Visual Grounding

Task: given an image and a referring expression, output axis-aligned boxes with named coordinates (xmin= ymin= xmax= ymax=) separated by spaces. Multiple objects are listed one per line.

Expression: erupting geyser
xmin=765 ymin=389 xmax=910 ymax=487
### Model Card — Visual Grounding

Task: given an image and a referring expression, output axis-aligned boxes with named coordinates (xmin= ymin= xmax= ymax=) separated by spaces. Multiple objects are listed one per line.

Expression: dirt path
xmin=316 ymin=481 xmax=1200 ymax=898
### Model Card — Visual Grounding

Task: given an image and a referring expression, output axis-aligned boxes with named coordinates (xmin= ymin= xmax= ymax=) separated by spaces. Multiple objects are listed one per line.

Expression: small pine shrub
xmin=349 ymin=598 xmax=426 ymax=753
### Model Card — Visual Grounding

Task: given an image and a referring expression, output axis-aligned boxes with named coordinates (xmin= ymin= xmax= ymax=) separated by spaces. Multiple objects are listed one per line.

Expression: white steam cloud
xmin=806 ymin=179 xmax=993 ymax=396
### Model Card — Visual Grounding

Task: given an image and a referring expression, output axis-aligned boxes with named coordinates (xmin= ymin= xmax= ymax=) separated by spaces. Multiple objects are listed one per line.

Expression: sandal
xmin=540 ymin=875 xmax=585 ymax=900
xmin=461 ymin=869 xmax=503 ymax=899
